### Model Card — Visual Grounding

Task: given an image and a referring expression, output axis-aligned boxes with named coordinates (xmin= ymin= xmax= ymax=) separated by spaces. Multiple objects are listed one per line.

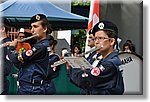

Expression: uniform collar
xmin=102 ymin=51 xmax=118 ymax=62
xmin=102 ymin=51 xmax=122 ymax=66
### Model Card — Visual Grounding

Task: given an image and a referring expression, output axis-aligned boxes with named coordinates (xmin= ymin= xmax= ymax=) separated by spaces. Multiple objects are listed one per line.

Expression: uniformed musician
xmin=7 ymin=14 xmax=52 ymax=94
xmin=69 ymin=21 xmax=124 ymax=95
xmin=45 ymin=35 xmax=60 ymax=94
xmin=86 ymin=28 xmax=102 ymax=66
xmin=87 ymin=29 xmax=95 ymax=51
xmin=0 ymin=18 xmax=13 ymax=95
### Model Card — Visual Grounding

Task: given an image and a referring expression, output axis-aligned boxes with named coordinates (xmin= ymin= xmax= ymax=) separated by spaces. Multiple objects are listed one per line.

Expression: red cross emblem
xmin=91 ymin=67 xmax=100 ymax=76
xmin=26 ymin=50 xmax=33 ymax=56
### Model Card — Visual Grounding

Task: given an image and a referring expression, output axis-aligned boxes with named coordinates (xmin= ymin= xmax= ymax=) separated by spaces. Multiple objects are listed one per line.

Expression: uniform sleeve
xmin=69 ymin=61 xmax=117 ymax=88
xmin=69 ymin=68 xmax=91 ymax=89
xmin=48 ymin=55 xmax=60 ymax=79
xmin=88 ymin=61 xmax=117 ymax=87
xmin=49 ymin=55 xmax=60 ymax=65
xmin=8 ymin=43 xmax=47 ymax=63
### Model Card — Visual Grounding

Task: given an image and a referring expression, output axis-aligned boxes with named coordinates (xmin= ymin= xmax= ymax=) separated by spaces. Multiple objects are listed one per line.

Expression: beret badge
xmin=36 ymin=15 xmax=40 ymax=20
xmin=98 ymin=23 xmax=104 ymax=29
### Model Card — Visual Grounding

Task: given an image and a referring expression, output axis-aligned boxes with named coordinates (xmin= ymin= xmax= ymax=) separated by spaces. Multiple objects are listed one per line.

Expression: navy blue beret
xmin=92 ymin=20 xmax=118 ymax=35
xmin=30 ymin=14 xmax=47 ymax=24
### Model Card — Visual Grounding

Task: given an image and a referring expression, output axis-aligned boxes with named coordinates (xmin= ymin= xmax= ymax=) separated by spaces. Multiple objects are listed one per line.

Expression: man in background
xmin=87 ymin=29 xmax=95 ymax=50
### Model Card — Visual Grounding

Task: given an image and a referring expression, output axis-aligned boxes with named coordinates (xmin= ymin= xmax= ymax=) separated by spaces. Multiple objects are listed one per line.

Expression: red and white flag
xmin=85 ymin=0 xmax=100 ymax=56
xmin=87 ymin=0 xmax=100 ymax=31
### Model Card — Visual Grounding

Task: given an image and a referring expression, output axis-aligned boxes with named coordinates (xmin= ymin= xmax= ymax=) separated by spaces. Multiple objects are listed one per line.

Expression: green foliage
xmin=71 ymin=0 xmax=90 ymax=6
xmin=72 ymin=29 xmax=87 ymax=52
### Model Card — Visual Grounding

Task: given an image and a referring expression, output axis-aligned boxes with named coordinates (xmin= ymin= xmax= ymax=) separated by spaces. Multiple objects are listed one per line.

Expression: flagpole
xmin=85 ymin=0 xmax=100 ymax=58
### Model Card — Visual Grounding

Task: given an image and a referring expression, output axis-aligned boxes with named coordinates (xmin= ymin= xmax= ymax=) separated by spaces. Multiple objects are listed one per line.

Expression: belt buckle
xmin=32 ymin=79 xmax=44 ymax=85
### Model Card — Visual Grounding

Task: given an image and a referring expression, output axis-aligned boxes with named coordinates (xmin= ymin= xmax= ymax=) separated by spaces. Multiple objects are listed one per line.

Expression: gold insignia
xmin=36 ymin=15 xmax=40 ymax=20
xmin=98 ymin=23 xmax=104 ymax=29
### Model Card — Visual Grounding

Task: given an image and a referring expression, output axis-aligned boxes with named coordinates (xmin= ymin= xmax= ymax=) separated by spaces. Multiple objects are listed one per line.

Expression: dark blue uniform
xmin=44 ymin=53 xmax=60 ymax=94
xmin=0 ymin=38 xmax=13 ymax=94
xmin=8 ymin=39 xmax=50 ymax=95
xmin=70 ymin=52 xmax=124 ymax=95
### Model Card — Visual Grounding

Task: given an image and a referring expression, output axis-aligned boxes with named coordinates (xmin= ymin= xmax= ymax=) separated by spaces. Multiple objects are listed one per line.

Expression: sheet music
xmin=64 ymin=57 xmax=93 ymax=69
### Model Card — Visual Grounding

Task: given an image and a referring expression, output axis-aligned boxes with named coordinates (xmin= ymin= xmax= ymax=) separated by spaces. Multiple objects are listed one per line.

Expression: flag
xmin=85 ymin=0 xmax=100 ymax=57
xmin=87 ymin=0 xmax=100 ymax=31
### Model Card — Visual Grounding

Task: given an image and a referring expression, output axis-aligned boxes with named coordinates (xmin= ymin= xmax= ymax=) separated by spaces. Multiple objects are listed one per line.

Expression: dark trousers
xmin=1 ymin=79 xmax=9 ymax=95
xmin=17 ymin=80 xmax=55 ymax=95
xmin=44 ymin=81 xmax=56 ymax=95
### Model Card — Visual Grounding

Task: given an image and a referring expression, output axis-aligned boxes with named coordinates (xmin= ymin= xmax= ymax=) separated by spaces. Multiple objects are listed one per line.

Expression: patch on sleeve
xmin=99 ymin=65 xmax=105 ymax=71
xmin=26 ymin=50 xmax=33 ymax=56
xmin=91 ymin=67 xmax=100 ymax=76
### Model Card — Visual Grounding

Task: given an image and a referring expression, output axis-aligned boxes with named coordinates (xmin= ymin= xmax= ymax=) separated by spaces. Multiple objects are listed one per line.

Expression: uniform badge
xmin=99 ymin=65 xmax=105 ymax=71
xmin=36 ymin=15 xmax=40 ymax=20
xmin=26 ymin=50 xmax=33 ymax=56
xmin=91 ymin=67 xmax=100 ymax=76
xmin=98 ymin=23 xmax=104 ymax=29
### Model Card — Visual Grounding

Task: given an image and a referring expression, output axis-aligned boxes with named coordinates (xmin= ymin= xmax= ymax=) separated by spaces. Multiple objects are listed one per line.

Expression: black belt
xmin=32 ymin=79 xmax=51 ymax=85
xmin=19 ymin=80 xmax=44 ymax=86
xmin=19 ymin=79 xmax=51 ymax=86
xmin=44 ymin=79 xmax=51 ymax=84
xmin=32 ymin=79 xmax=44 ymax=85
